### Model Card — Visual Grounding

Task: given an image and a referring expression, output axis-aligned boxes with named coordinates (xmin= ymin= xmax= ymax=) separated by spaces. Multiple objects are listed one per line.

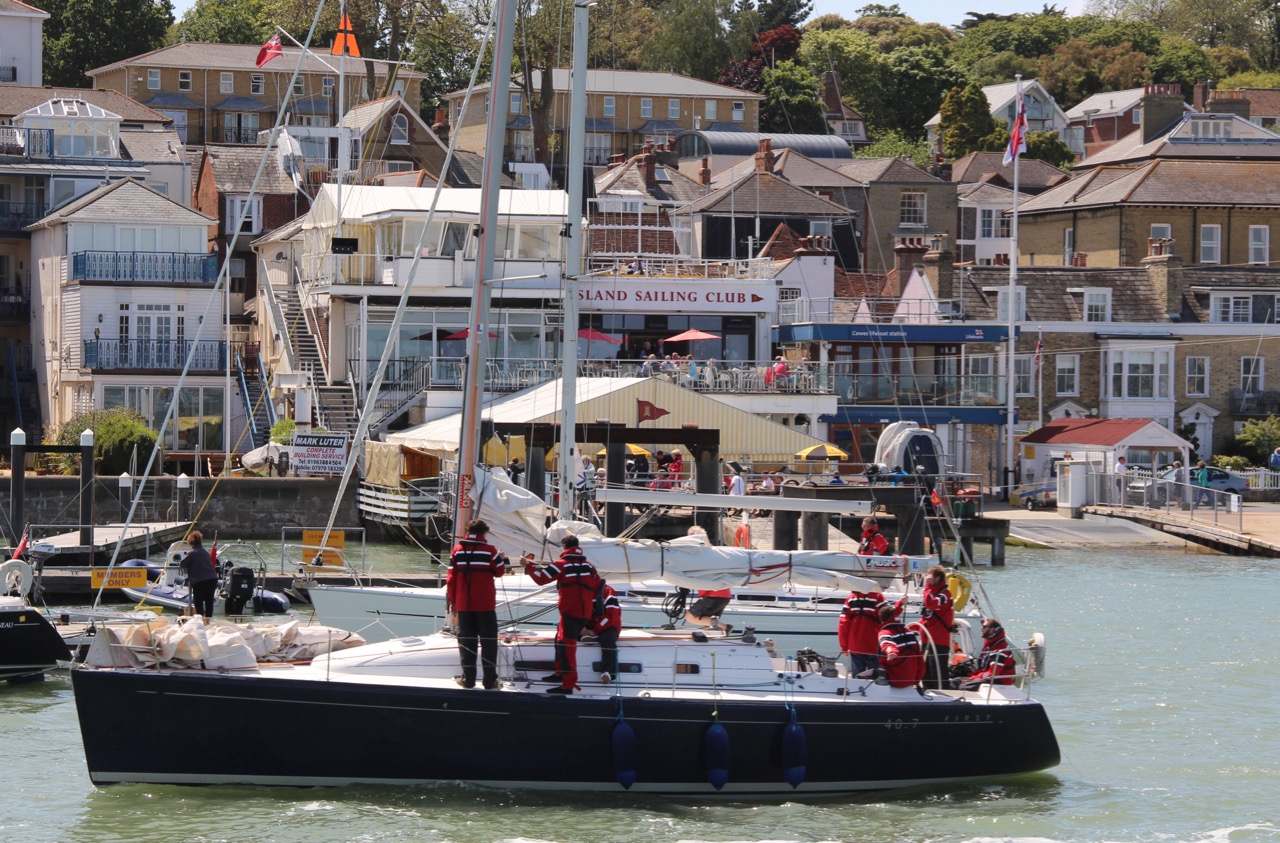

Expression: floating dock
xmin=28 ymin=522 xmax=191 ymax=566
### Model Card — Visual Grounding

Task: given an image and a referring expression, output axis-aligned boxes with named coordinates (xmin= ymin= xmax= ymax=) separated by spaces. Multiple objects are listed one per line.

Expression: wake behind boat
xmin=72 ymin=622 xmax=1059 ymax=793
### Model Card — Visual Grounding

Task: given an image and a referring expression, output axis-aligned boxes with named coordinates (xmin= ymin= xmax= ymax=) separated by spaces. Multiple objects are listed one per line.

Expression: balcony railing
xmin=214 ymin=126 xmax=267 ymax=145
xmin=83 ymin=339 xmax=227 ymax=371
xmin=0 ymin=126 xmax=53 ymax=159
xmin=0 ymin=201 xmax=46 ymax=231
xmin=1230 ymin=389 xmax=1280 ymax=415
xmin=836 ymin=372 xmax=1004 ymax=407
xmin=71 ymin=251 xmax=218 ymax=284
xmin=778 ymin=296 xmax=966 ymax=324
xmin=0 ymin=284 xmax=30 ymax=320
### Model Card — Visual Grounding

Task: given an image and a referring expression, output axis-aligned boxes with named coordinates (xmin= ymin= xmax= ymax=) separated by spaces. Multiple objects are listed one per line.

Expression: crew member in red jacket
xmin=838 ymin=586 xmax=901 ymax=674
xmin=918 ymin=565 xmax=956 ymax=690
xmin=526 ymin=534 xmax=601 ymax=694
xmin=858 ymin=517 xmax=890 ymax=556
xmin=876 ymin=603 xmax=925 ymax=688
xmin=446 ymin=519 xmax=509 ymax=689
xmin=585 ymin=582 xmax=622 ymax=684
xmin=953 ymin=618 xmax=1018 ymax=690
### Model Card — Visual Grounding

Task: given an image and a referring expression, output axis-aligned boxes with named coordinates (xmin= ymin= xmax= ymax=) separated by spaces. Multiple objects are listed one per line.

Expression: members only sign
xmin=291 ymin=433 xmax=349 ymax=476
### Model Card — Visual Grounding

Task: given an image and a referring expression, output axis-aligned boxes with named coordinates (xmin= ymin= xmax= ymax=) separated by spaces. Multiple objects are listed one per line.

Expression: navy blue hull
xmin=1 ymin=607 xmax=71 ymax=682
xmin=72 ymin=668 xmax=1060 ymax=794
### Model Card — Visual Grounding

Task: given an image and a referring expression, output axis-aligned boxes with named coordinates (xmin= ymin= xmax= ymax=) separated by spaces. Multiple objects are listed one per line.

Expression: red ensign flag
xmin=256 ymin=34 xmax=283 ymax=68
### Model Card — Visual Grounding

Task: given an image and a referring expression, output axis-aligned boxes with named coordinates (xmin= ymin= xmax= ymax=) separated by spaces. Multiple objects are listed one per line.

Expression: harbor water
xmin=4 ymin=543 xmax=1279 ymax=843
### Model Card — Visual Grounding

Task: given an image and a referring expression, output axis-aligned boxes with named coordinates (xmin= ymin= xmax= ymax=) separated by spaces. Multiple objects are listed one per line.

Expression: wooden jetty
xmin=28 ymin=522 xmax=191 ymax=566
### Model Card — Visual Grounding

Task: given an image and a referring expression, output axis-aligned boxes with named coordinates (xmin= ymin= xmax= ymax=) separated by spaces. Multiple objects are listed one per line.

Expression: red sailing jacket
xmin=969 ymin=632 xmax=1017 ymax=685
xmin=837 ymin=590 xmax=897 ymax=656
xmin=858 ymin=528 xmax=889 ymax=556
xmin=446 ymin=534 xmax=507 ymax=612
xmin=919 ymin=579 xmax=955 ymax=647
xmin=877 ymin=622 xmax=925 ymax=688
xmin=526 ymin=546 xmax=601 ymax=619
xmin=586 ymin=585 xmax=622 ymax=636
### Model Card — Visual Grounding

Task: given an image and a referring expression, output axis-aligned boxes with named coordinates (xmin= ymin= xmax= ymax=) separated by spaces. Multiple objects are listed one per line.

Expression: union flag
xmin=637 ymin=399 xmax=669 ymax=423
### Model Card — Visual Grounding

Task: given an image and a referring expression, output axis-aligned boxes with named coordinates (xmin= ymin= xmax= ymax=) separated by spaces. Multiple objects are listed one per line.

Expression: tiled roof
xmin=202 ymin=144 xmax=296 ymax=194
xmin=595 ymin=154 xmax=706 ymax=204
xmin=960 ymin=265 xmax=1167 ymax=322
xmin=710 ymin=147 xmax=864 ymax=190
xmin=1066 ymin=88 xmax=1145 ymax=120
xmin=1080 ymin=113 xmax=1280 ymax=167
xmin=1021 ymin=418 xmax=1158 ymax=446
xmin=88 ymin=42 xmax=425 ymax=78
xmin=119 ymin=130 xmax=185 ymax=165
xmin=0 ymin=0 xmax=48 ymax=16
xmin=1217 ymin=87 xmax=1280 ymax=118
xmin=0 ymin=86 xmax=169 ymax=122
xmin=925 ymin=80 xmax=1057 ymax=128
xmin=835 ymin=157 xmax=942 ymax=184
xmin=447 ymin=68 xmax=762 ymax=100
xmin=672 ymin=170 xmax=856 ymax=217
xmin=948 ymin=151 xmax=1069 ymax=193
xmin=1020 ymin=159 xmax=1280 ymax=214
xmin=31 ymin=177 xmax=214 ymax=227
xmin=957 ymin=181 xmax=1027 ymax=205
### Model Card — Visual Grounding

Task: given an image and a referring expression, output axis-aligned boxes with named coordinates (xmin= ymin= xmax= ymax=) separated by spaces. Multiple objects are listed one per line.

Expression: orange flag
xmin=331 ymin=14 xmax=361 ymax=57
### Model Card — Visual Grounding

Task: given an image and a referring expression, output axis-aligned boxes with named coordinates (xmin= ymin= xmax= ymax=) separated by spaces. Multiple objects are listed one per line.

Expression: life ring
xmin=947 ymin=571 xmax=972 ymax=612
xmin=733 ymin=524 xmax=751 ymax=548
xmin=1 ymin=558 xmax=34 ymax=597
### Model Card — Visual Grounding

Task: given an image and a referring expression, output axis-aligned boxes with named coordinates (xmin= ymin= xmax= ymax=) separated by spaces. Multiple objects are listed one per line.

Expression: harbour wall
xmin=0 ymin=476 xmax=361 ymax=541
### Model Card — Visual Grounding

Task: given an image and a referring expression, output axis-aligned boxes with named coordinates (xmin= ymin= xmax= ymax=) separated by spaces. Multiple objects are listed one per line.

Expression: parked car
xmin=1130 ymin=466 xmax=1248 ymax=505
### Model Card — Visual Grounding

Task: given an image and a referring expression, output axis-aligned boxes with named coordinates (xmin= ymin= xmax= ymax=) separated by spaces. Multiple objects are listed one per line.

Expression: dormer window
xmin=987 ymin=287 xmax=1025 ymax=322
xmin=1083 ymin=288 xmax=1111 ymax=322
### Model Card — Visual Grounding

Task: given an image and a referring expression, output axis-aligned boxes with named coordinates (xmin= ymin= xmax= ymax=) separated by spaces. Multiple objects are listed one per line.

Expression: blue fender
xmin=611 ymin=720 xmax=637 ymax=789
xmin=705 ymin=722 xmax=730 ymax=790
xmin=781 ymin=721 xmax=806 ymax=788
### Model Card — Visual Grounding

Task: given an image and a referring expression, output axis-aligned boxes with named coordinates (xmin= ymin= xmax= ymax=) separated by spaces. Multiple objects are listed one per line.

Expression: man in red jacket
xmin=858 ymin=517 xmax=890 ymax=556
xmin=526 ymin=534 xmax=601 ymax=694
xmin=953 ymin=618 xmax=1018 ymax=690
xmin=838 ymin=586 xmax=901 ymax=674
xmin=876 ymin=603 xmax=925 ymax=688
xmin=918 ymin=565 xmax=955 ymax=690
xmin=585 ymin=582 xmax=621 ymax=684
xmin=446 ymin=519 xmax=509 ymax=689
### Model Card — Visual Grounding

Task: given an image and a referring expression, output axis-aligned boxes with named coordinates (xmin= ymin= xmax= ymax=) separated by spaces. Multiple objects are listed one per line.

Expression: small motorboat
xmin=120 ymin=542 xmax=290 ymax=616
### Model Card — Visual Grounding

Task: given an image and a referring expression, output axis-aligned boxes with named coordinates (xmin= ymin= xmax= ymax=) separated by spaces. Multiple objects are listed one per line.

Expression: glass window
xmin=510 ymin=92 xmax=522 ymax=114
xmin=323 ymin=77 xmax=335 ymax=98
xmin=1084 ymin=289 xmax=1111 ymax=322
xmin=602 ymin=96 xmax=615 ymax=118
xmin=147 ymin=69 xmax=161 ymax=90
xmin=518 ymin=225 xmax=556 ymax=260
xmin=1056 ymin=355 xmax=1079 ymax=395
xmin=1242 ymin=356 xmax=1264 ymax=392
xmin=293 ymin=77 xmax=305 ymax=97
xmin=732 ymin=101 xmax=745 ymax=121
xmin=441 ymin=222 xmax=469 ymax=255
xmin=1250 ymin=225 xmax=1269 ymax=265
xmin=668 ymin=98 xmax=680 ymax=119
xmin=220 ymin=72 xmax=233 ymax=94
xmin=1212 ymin=295 xmax=1251 ymax=323
xmin=1201 ymin=224 xmax=1221 ymax=264
xmin=899 ymin=192 xmax=926 ymax=227
xmin=1014 ymin=355 xmax=1034 ymax=396
xmin=1064 ymin=227 xmax=1074 ymax=263
xmin=1106 ymin=347 xmax=1173 ymax=399
xmin=202 ymin=387 xmax=224 ymax=451
xmin=584 ymin=132 xmax=611 ymax=165
xmin=512 ymin=130 xmax=533 ymax=162
xmin=390 ymin=114 xmax=409 ymax=144
xmin=705 ymin=100 xmax=717 ymax=121
xmin=1150 ymin=223 xmax=1171 ymax=240
xmin=251 ymin=74 xmax=264 ymax=95
xmin=177 ymin=387 xmax=201 ymax=450
xmin=640 ymin=98 xmax=653 ymax=118
xmin=1186 ymin=356 xmax=1208 ymax=396
xmin=178 ymin=71 xmax=192 ymax=92
xmin=996 ymin=288 xmax=1025 ymax=322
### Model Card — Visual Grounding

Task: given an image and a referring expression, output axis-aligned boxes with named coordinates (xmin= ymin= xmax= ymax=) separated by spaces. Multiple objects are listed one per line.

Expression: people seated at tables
xmin=639 ymin=355 xmax=659 ymax=377
xmin=752 ymin=474 xmax=777 ymax=495
xmin=772 ymin=356 xmax=791 ymax=389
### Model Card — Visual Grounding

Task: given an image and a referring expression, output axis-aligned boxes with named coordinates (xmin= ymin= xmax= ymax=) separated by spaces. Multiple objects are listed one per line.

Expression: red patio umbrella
xmin=578 ymin=328 xmax=622 ymax=343
xmin=443 ymin=328 xmax=498 ymax=340
xmin=665 ymin=329 xmax=721 ymax=343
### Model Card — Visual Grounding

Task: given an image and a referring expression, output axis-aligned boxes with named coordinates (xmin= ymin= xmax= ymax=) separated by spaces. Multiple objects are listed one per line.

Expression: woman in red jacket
xmin=526 ymin=535 xmax=601 ymax=694
xmin=446 ymin=519 xmax=509 ymax=689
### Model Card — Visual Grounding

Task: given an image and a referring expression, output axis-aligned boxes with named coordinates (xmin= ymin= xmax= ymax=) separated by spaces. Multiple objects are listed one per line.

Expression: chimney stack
xmin=1141 ymin=84 xmax=1188 ymax=144
xmin=699 ymin=156 xmax=711 ymax=186
xmin=431 ymin=105 xmax=449 ymax=143
xmin=1192 ymin=80 xmax=1212 ymax=111
xmin=1141 ymin=252 xmax=1185 ymax=319
xmin=754 ymin=137 xmax=775 ymax=174
xmin=1205 ymin=89 xmax=1251 ymax=121
xmin=921 ymin=236 xmax=954 ymax=299
xmin=641 ymin=146 xmax=656 ymax=186
xmin=893 ymin=235 xmax=928 ymax=283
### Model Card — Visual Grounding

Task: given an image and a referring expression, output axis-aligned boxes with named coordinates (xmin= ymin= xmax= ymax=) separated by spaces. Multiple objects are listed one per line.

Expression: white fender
xmin=1 ymin=558 xmax=34 ymax=598
xmin=1027 ymin=631 xmax=1047 ymax=678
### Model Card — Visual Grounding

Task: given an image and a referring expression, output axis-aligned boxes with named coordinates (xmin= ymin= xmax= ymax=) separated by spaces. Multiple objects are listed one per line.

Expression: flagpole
xmin=1004 ymin=74 xmax=1024 ymax=499
xmin=1037 ymin=324 xmax=1043 ymax=429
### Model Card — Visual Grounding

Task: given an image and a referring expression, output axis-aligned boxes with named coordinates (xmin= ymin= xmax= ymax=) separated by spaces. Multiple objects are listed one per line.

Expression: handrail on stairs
xmin=235 ymin=349 xmax=260 ymax=446
xmin=6 ymin=342 xmax=22 ymax=429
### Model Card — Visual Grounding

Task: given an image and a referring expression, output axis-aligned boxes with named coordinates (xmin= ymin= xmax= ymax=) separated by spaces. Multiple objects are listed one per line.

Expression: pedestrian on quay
xmin=1271 ymin=448 xmax=1280 ymax=471
xmin=917 ymin=565 xmax=955 ymax=690
xmin=1193 ymin=460 xmax=1213 ymax=506
xmin=838 ymin=585 xmax=900 ymax=675
xmin=446 ymin=519 xmax=510 ymax=689
xmin=876 ymin=603 xmax=925 ymax=688
xmin=526 ymin=535 xmax=601 ymax=695
xmin=181 ymin=530 xmax=218 ymax=619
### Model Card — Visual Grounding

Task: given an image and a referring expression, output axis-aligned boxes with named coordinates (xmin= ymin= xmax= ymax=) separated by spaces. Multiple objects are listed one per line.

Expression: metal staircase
xmin=235 ymin=349 xmax=275 ymax=449
xmin=314 ymin=384 xmax=360 ymax=436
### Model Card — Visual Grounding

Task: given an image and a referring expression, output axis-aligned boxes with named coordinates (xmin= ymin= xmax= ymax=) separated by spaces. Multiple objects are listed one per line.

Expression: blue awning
xmin=292 ymin=97 xmax=331 ymax=116
xmin=214 ymin=96 xmax=273 ymax=112
xmin=706 ymin=122 xmax=747 ymax=132
xmin=820 ymin=405 xmax=1011 ymax=426
xmin=635 ymin=120 xmax=681 ymax=134
xmin=584 ymin=117 xmax=619 ymax=132
xmin=774 ymin=323 xmax=1015 ymax=344
xmin=143 ymin=93 xmax=201 ymax=110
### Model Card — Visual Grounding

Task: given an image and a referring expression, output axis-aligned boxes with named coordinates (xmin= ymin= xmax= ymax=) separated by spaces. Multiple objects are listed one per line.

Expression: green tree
xmin=757 ymin=0 xmax=812 ymax=30
xmin=1024 ymin=130 xmax=1076 ymax=169
xmin=1237 ymin=416 xmax=1280 ymax=465
xmin=1148 ymin=36 xmax=1216 ymax=98
xmin=43 ymin=0 xmax=174 ymax=88
xmin=642 ymin=0 xmax=759 ymax=82
xmin=1207 ymin=46 xmax=1257 ymax=78
xmin=951 ymin=13 xmax=1074 ymax=74
xmin=850 ymin=13 xmax=954 ymax=53
xmin=797 ymin=26 xmax=892 ymax=131
xmin=409 ymin=5 xmax=487 ymax=103
xmin=855 ymin=129 xmax=932 ymax=168
xmin=1035 ymin=38 xmax=1150 ymax=110
xmin=171 ymin=0 xmax=270 ymax=44
xmin=938 ymin=81 xmax=1003 ymax=160
xmin=1219 ymin=69 xmax=1280 ymax=88
xmin=883 ymin=45 xmax=966 ymax=137
xmin=45 ymin=408 xmax=160 ymax=476
xmin=759 ymin=60 xmax=825 ymax=132
xmin=969 ymin=50 xmax=1039 ymax=86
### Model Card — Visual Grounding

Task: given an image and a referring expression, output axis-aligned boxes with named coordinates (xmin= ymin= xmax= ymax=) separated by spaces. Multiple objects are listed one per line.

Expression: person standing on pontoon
xmin=447 ymin=519 xmax=509 ymax=690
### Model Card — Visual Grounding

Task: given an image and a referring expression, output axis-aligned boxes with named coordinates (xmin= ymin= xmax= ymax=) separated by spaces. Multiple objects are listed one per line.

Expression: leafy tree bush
xmin=1212 ymin=454 xmax=1250 ymax=471
xmin=1236 ymin=416 xmax=1280 ymax=465
xmin=855 ymin=130 xmax=933 ymax=168
xmin=939 ymin=81 xmax=1004 ymax=160
xmin=44 ymin=408 xmax=160 ymax=476
xmin=1024 ymin=130 xmax=1077 ymax=169
xmin=1218 ymin=70 xmax=1280 ymax=89
xmin=760 ymin=60 xmax=826 ymax=133
xmin=270 ymin=418 xmax=296 ymax=444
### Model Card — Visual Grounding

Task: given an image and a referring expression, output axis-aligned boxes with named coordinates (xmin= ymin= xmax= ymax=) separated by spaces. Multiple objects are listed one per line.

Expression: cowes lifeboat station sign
xmin=577 ymin=279 xmax=774 ymax=314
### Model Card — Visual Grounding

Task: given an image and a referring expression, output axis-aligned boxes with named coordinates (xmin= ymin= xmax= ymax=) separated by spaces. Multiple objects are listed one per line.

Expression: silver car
xmin=1132 ymin=466 xmax=1247 ymax=504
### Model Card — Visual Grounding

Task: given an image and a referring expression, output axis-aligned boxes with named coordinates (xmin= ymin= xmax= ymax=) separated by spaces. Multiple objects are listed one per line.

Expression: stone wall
xmin=1 ymin=476 xmax=361 ymax=542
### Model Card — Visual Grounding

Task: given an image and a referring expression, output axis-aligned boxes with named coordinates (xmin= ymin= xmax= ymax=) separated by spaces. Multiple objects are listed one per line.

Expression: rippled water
xmin=5 ymin=544 xmax=1279 ymax=843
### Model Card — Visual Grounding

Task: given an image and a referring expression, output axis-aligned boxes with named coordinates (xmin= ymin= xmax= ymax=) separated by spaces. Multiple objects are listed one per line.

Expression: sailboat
xmin=68 ymin=2 xmax=1058 ymax=793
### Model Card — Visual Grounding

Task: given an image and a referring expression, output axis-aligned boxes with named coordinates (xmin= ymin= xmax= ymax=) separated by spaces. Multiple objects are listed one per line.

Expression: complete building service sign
xmin=291 ymin=433 xmax=349 ymax=476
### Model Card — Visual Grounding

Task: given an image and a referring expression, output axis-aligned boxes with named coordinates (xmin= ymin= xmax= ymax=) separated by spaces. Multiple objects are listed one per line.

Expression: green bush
xmin=44 ymin=407 xmax=160 ymax=476
xmin=1212 ymin=455 xmax=1249 ymax=471
xmin=270 ymin=418 xmax=296 ymax=444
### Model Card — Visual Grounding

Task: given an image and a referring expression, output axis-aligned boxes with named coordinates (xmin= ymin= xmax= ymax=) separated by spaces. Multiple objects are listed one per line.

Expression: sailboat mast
xmin=453 ymin=0 xmax=518 ymax=539
xmin=557 ymin=2 xmax=590 ymax=520
xmin=1004 ymin=75 xmax=1023 ymax=499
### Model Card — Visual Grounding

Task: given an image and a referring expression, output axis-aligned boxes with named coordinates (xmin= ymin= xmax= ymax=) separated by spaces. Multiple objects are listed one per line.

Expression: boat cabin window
xmin=734 ymin=593 xmax=778 ymax=603
xmin=441 ymin=222 xmax=469 ymax=256
xmin=675 ymin=664 xmax=701 ymax=674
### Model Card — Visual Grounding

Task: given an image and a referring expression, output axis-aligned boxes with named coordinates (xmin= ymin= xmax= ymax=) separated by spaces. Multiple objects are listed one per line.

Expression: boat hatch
xmin=734 ymin=594 xmax=779 ymax=603
xmin=674 ymin=663 xmax=701 ymax=674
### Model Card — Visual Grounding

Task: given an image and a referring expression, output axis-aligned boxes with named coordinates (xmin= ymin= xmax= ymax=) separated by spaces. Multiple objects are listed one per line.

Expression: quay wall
xmin=1 ymin=477 xmax=361 ymax=541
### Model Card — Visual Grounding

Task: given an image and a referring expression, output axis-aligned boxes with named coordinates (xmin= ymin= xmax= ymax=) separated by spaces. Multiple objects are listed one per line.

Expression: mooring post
xmin=604 ymin=439 xmax=626 ymax=536
xmin=9 ymin=428 xmax=24 ymax=547
xmin=176 ymin=473 xmax=190 ymax=523
xmin=79 ymin=430 xmax=94 ymax=548
xmin=991 ymin=535 xmax=1006 ymax=566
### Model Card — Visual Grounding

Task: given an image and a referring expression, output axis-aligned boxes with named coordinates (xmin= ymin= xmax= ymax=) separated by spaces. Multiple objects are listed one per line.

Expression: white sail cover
xmin=470 ymin=466 xmax=931 ymax=593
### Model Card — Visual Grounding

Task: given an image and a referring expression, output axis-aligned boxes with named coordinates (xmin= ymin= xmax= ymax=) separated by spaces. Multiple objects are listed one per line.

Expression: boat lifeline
xmin=71 ymin=624 xmax=1059 ymax=793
